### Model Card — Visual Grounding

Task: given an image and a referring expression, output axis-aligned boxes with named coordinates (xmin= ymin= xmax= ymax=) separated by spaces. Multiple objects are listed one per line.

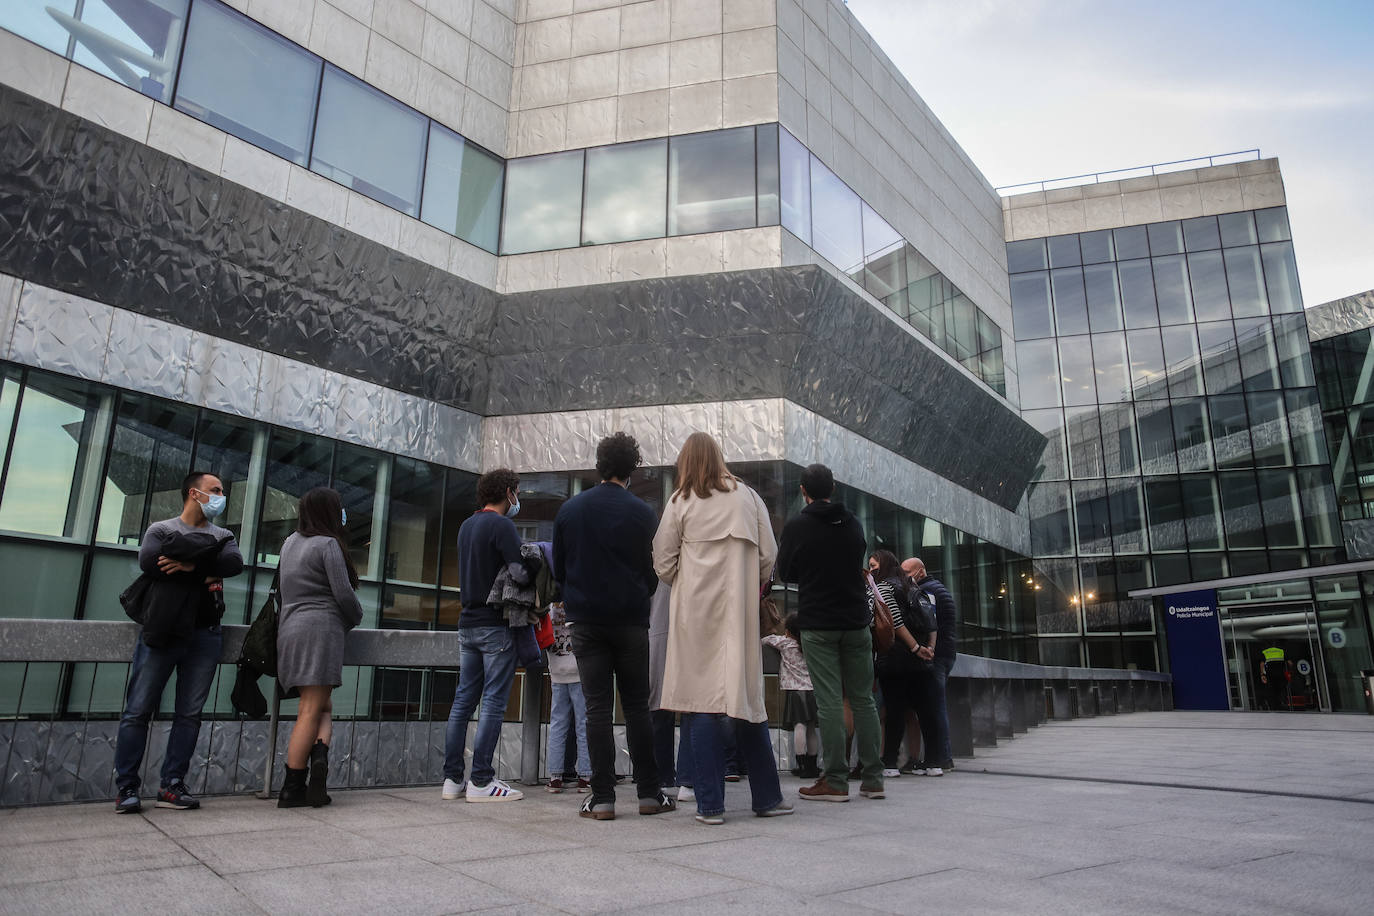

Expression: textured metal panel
xmin=721 ymin=398 xmax=785 ymax=463
xmin=1 ymin=721 xmax=47 ymax=806
xmin=234 ymin=721 xmax=270 ymax=793
xmin=377 ymin=722 xmax=406 ymax=786
xmin=202 ymin=719 xmax=241 ymax=797
xmin=185 ymin=331 xmax=263 ymax=419
xmin=1305 ymin=289 xmax=1374 ymax=342
xmin=348 ymin=721 xmax=381 ymax=787
xmin=0 ymin=273 xmax=19 ymax=358
xmin=663 ymin=402 xmax=723 ymax=457
xmin=1343 ymin=518 xmax=1374 ymax=561
xmin=259 ymin=352 xmax=339 ymax=438
xmin=10 ymin=284 xmax=111 ymax=381
xmin=105 ymin=307 xmax=192 ymax=401
xmin=38 ymin=722 xmax=81 ymax=803
xmin=75 ymin=721 xmax=117 ymax=801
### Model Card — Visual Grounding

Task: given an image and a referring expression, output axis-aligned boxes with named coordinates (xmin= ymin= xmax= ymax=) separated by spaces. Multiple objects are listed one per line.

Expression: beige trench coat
xmin=652 ymin=481 xmax=778 ymax=723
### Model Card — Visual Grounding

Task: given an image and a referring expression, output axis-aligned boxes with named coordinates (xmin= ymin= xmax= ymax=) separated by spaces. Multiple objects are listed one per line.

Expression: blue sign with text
xmin=1162 ymin=588 xmax=1229 ymax=710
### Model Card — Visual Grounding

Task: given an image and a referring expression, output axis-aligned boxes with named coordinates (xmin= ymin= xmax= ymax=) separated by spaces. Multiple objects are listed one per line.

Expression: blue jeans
xmin=932 ymin=656 xmax=954 ymax=764
xmin=686 ymin=714 xmax=782 ymax=817
xmin=444 ymin=626 xmax=516 ymax=786
xmin=114 ymin=626 xmax=223 ymax=791
xmin=548 ymin=681 xmax=589 ymax=778
xmin=651 ymin=710 xmax=697 ymax=789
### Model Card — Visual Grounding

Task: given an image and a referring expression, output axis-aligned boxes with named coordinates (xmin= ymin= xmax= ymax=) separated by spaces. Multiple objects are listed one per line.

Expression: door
xmin=1219 ymin=602 xmax=1330 ymax=711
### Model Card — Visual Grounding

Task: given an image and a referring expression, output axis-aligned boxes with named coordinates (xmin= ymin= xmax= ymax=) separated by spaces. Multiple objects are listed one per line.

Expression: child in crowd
xmin=545 ymin=602 xmax=589 ymax=792
xmin=762 ymin=613 xmax=820 ymax=778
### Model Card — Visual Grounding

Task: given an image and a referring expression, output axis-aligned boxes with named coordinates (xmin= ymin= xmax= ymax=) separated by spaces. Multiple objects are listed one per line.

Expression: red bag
xmin=534 ymin=612 xmax=555 ymax=650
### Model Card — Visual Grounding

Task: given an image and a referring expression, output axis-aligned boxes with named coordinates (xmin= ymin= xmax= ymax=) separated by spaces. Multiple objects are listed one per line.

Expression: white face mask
xmin=196 ymin=490 xmax=227 ymax=520
xmin=505 ymin=495 xmax=520 ymax=518
xmin=341 ymin=507 xmax=348 ymax=526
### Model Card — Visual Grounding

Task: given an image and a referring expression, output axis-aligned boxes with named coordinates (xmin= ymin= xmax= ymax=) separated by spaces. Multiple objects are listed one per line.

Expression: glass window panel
xmin=1171 ymin=397 xmax=1212 ymax=471
xmin=669 ymin=127 xmax=757 ymax=236
xmin=501 ymin=149 xmax=584 ymax=254
xmin=1194 ymin=321 xmax=1239 ymax=396
xmin=438 ymin=469 xmax=478 ymax=593
xmin=1010 ymin=271 xmax=1053 ymax=340
xmin=1234 ymin=317 xmax=1280 ymax=391
xmin=1256 ymin=468 xmax=1303 ymax=547
xmin=1100 ymin=401 xmax=1139 ymax=476
xmin=382 ymin=583 xmax=436 ymax=630
xmin=1091 ymin=332 xmax=1129 ymax=403
xmin=806 ymin=154 xmax=863 ymax=272
xmin=0 ymin=541 xmax=84 ymax=619
xmin=1017 ymin=339 xmax=1062 ymax=410
xmin=863 ymin=242 xmax=907 ymax=308
xmin=1126 ymin=328 xmax=1166 ymax=399
xmin=1051 ymin=267 xmax=1089 ymax=336
xmin=1006 ymin=239 xmax=1047 ymax=273
xmin=0 ymin=370 xmax=19 ymax=473
xmin=1285 ymin=389 xmax=1327 ymax=466
xmin=421 ymin=124 xmax=504 ymax=253
xmin=1161 ymin=324 xmax=1205 ymax=397
xmin=1152 ymin=254 xmax=1194 ymax=325
xmin=387 ymin=457 xmax=444 ymax=586
xmin=1187 ymin=250 xmax=1230 ymax=322
xmin=1047 ymin=235 xmax=1081 ymax=268
xmin=66 ymin=0 xmax=189 ymax=103
xmin=1072 ymin=480 xmax=1112 ymax=554
xmin=1297 ymin=467 xmax=1340 ymax=547
xmin=1028 ymin=482 xmax=1073 ymax=556
xmin=96 ymin=394 xmax=197 ymax=546
xmin=1247 ymin=390 xmax=1292 ymax=466
xmin=1219 ymin=211 xmax=1258 ymax=247
xmin=1273 ymin=313 xmax=1315 ymax=387
xmin=1261 ymin=241 xmax=1303 ymax=313
xmin=330 ymin=445 xmax=382 ymax=580
xmin=976 ymin=311 xmax=1001 ymax=357
xmin=174 ymin=0 xmax=321 ymax=164
xmin=1083 ymin=263 xmax=1123 ymax=333
xmin=1152 ymin=553 xmax=1190 ymax=585
xmin=1207 ymin=394 xmax=1252 ymax=469
xmin=945 ymin=292 xmax=978 ymax=361
xmin=193 ymin=412 xmax=257 ymax=551
xmin=1179 ymin=474 xmax=1222 ymax=549
xmin=83 ymin=548 xmax=143 ymax=622
xmin=1136 ymin=400 xmax=1178 ymax=475
xmin=1107 ymin=479 xmax=1147 ymax=554
xmin=779 ymin=127 xmax=811 ymax=244
xmin=1148 ymin=221 xmax=1184 ymax=255
xmin=1058 ymin=335 xmax=1097 ymax=406
xmin=861 ymin=203 xmax=902 ymax=263
xmin=1348 ymin=413 xmax=1374 ymax=517
xmin=0 ymin=374 xmax=105 ymax=539
xmin=981 ymin=347 xmax=1006 ymax=397
xmin=1223 ymin=246 xmax=1268 ymax=318
xmin=1189 ymin=552 xmax=1228 ymax=579
xmin=311 ymin=66 xmax=426 ymax=215
xmin=1065 ymin=406 xmax=1104 ymax=479
xmin=1255 ymin=206 xmax=1292 ymax=243
xmin=1079 ymin=229 xmax=1114 ymax=265
xmin=755 ymin=123 xmax=780 ymax=226
xmin=906 ymin=251 xmax=946 ymax=349
xmin=1 ymin=0 xmax=80 ymax=54
xmin=582 ymin=138 xmax=667 ymax=245
xmin=1114 ymin=225 xmax=1150 ymax=260
xmin=256 ymin=430 xmax=332 ymax=565
xmin=1118 ymin=259 xmax=1159 ymax=329
xmin=1144 ymin=477 xmax=1187 ymax=550
xmin=1219 ymin=470 xmax=1265 ymax=548
xmin=1181 ymin=216 xmax=1220 ymax=252
xmin=1023 ymin=408 xmax=1068 ymax=481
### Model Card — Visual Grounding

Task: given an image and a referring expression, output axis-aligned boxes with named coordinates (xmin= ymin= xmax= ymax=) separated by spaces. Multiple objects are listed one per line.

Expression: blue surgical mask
xmin=341 ymin=507 xmax=348 ymax=526
xmin=506 ymin=496 xmax=520 ymax=518
xmin=200 ymin=492 xmax=226 ymax=520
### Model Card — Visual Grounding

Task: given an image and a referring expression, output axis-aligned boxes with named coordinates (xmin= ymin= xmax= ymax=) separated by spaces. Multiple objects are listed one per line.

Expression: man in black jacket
xmin=553 ymin=432 xmax=673 ymax=820
xmin=903 ymin=557 xmax=958 ymax=774
xmin=776 ymin=464 xmax=883 ymax=802
xmin=114 ymin=471 xmax=243 ymax=814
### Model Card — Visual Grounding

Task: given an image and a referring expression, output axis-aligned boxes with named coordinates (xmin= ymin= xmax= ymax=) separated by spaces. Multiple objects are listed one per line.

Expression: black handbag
xmin=119 ymin=572 xmax=153 ymax=624
xmin=238 ymin=573 xmax=280 ymax=677
xmin=230 ymin=663 xmax=268 ymax=719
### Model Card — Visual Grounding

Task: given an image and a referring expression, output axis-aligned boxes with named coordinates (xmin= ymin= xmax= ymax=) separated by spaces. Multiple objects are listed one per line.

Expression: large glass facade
xmin=1010 ymin=208 xmax=1342 ymax=669
xmin=1312 ymin=323 xmax=1374 ymax=521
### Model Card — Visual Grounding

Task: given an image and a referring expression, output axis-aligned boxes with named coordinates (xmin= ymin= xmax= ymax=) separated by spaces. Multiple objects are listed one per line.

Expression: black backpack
xmin=890 ymin=575 xmax=937 ymax=637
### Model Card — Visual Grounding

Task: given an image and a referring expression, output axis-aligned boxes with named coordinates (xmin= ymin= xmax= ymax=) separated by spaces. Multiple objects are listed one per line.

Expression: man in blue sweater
xmin=553 ymin=432 xmax=674 ymax=820
xmin=443 ymin=468 xmax=529 ymax=803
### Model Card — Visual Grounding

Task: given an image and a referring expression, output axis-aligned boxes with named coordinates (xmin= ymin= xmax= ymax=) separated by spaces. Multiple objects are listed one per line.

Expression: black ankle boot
xmin=307 ymin=740 xmax=332 ymax=808
xmin=799 ymin=754 xmax=821 ymax=778
xmin=278 ymin=766 xmax=308 ymax=808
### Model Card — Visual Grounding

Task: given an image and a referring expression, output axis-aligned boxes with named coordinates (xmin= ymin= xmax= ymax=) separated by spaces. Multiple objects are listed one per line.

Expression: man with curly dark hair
xmin=442 ymin=467 xmax=529 ymax=803
xmin=554 ymin=432 xmax=672 ymax=820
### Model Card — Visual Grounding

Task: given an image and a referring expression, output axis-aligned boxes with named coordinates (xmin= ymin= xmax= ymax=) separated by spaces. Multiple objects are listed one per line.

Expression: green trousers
xmin=800 ymin=627 xmax=883 ymax=791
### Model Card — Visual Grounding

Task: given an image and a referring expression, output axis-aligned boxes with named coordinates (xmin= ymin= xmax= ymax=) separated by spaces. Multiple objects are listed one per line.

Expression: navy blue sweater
xmin=456 ymin=510 xmax=526 ymax=628
xmin=552 ymin=482 xmax=658 ymax=627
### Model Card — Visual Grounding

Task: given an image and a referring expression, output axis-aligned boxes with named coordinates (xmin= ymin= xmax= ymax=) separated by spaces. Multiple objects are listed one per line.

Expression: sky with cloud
xmin=845 ymin=0 xmax=1374 ymax=308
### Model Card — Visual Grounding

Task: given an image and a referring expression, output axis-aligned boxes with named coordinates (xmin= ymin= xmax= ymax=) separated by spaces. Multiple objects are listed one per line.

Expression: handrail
xmin=997 ymin=150 xmax=1262 ymax=196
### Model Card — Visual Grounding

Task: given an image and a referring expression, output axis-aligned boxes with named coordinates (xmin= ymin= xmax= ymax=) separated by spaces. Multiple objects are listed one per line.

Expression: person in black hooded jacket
xmin=776 ymin=463 xmax=884 ymax=803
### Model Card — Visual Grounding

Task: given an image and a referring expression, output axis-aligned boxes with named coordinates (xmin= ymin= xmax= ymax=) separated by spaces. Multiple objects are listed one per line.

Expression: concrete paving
xmin=2 ymin=711 xmax=1373 ymax=915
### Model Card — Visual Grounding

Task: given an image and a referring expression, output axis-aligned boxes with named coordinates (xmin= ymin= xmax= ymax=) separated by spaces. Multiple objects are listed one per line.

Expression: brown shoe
xmin=859 ymin=782 xmax=885 ymax=799
xmin=798 ymin=779 xmax=849 ymax=802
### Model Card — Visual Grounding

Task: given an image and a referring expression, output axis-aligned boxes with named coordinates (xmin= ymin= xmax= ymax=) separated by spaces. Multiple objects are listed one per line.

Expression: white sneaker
xmin=924 ymin=767 xmax=944 ymax=777
xmin=466 ymin=777 xmax=524 ymax=802
xmin=442 ymin=778 xmax=466 ymax=800
xmin=882 ymin=768 xmax=901 ymax=778
xmin=677 ymin=785 xmax=695 ymax=802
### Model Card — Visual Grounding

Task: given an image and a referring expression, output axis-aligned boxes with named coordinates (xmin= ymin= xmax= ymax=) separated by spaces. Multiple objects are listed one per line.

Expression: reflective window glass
xmin=0 ymin=375 xmax=105 ymax=540
xmin=1147 ymin=221 xmax=1184 ymax=256
xmin=256 ymin=430 xmax=332 ymax=565
xmin=1006 ymin=239 xmax=1047 ymax=273
xmin=1219 ymin=470 xmax=1266 ymax=548
xmin=907 ymin=251 xmax=946 ymax=349
xmin=1152 ymin=254 xmax=1194 ymax=325
xmin=1162 ymin=324 xmax=1206 ymax=397
xmin=1125 ymin=328 xmax=1166 ymax=399
xmin=669 ymin=127 xmax=757 ymax=236
xmin=1017 ymin=339 xmax=1062 ymax=409
xmin=1144 ymin=477 xmax=1186 ymax=549
xmin=1 ymin=0 xmax=80 ymax=54
xmin=1187 ymin=250 xmax=1230 ymax=322
xmin=1079 ymin=230 xmax=1115 ymax=265
xmin=1171 ymin=398 xmax=1212 ymax=471
xmin=1136 ymin=401 xmax=1178 ymax=475
xmin=1256 ymin=469 xmax=1303 ymax=547
xmin=582 ymin=138 xmax=667 ymax=245
xmin=806 ymin=155 xmax=863 ymax=272
xmin=1100 ymin=402 xmax=1139 ymax=476
xmin=388 ymin=457 xmax=444 ymax=586
xmin=501 ymin=150 xmax=584 ymax=254
xmin=981 ymin=347 xmax=1006 ymax=397
xmin=96 ymin=394 xmax=197 ymax=546
xmin=1181 ymin=216 xmax=1220 ymax=252
xmin=1047 ymin=235 xmax=1081 ymax=268
xmin=66 ymin=0 xmax=189 ymax=103
xmin=175 ymin=0 xmax=321 ymax=165
xmin=1179 ymin=475 xmax=1222 ymax=549
xmin=862 ymin=204 xmax=902 ymax=263
xmin=332 ymin=445 xmax=382 ymax=579
xmin=945 ymin=292 xmax=978 ymax=361
xmin=1010 ymin=271 xmax=1052 ymax=340
xmin=1273 ymin=313 xmax=1314 ymax=387
xmin=1028 ymin=482 xmax=1073 ymax=556
xmin=0 ymin=371 xmax=18 ymax=473
xmin=0 ymin=542 xmax=84 ymax=625
xmin=421 ymin=124 xmax=504 ymax=253
xmin=1118 ymin=259 xmax=1159 ymax=329
xmin=1091 ymin=332 xmax=1129 ymax=403
xmin=1107 ymin=479 xmax=1147 ymax=554
xmin=1261 ymin=241 xmax=1303 ymax=313
xmin=779 ymin=128 xmax=811 ymax=244
xmin=1255 ymin=206 xmax=1292 ymax=243
xmin=756 ymin=123 xmax=780 ymax=226
xmin=1058 ymin=335 xmax=1097 ymax=406
xmin=438 ymin=469 xmax=478 ymax=595
xmin=1219 ymin=211 xmax=1257 ymax=247
xmin=1065 ymin=406 xmax=1104 ymax=478
xmin=1285 ymin=389 xmax=1327 ymax=466
xmin=1247 ymin=391 xmax=1292 ymax=466
xmin=1223 ymin=246 xmax=1268 ymax=317
xmin=1207 ymin=394 xmax=1253 ymax=469
xmin=1073 ymin=480 xmax=1111 ymax=554
xmin=863 ymin=239 xmax=907 ymax=306
xmin=1084 ymin=262 xmax=1123 ymax=333
xmin=194 ymin=412 xmax=258 ymax=615
xmin=1023 ymin=408 xmax=1068 ymax=481
xmin=1234 ymin=317 xmax=1280 ymax=391
xmin=1194 ymin=321 xmax=1240 ymax=396
xmin=1114 ymin=225 xmax=1150 ymax=260
xmin=1297 ymin=467 xmax=1340 ymax=547
xmin=311 ymin=66 xmax=427 ymax=215
xmin=1051 ymin=267 xmax=1089 ymax=336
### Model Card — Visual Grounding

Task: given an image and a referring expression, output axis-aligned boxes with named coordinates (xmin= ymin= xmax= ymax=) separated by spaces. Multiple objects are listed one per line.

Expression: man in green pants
xmin=776 ymin=464 xmax=883 ymax=801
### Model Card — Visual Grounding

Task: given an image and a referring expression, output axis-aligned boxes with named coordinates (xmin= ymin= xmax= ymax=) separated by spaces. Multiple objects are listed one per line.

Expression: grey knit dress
xmin=277 ymin=533 xmax=365 ymax=695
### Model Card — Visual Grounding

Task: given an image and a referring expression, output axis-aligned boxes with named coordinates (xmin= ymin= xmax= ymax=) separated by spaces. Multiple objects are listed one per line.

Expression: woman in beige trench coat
xmin=652 ymin=432 xmax=793 ymax=825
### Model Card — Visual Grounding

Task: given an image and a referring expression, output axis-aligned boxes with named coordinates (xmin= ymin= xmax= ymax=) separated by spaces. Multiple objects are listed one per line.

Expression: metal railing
xmin=997 ymin=150 xmax=1263 ymax=197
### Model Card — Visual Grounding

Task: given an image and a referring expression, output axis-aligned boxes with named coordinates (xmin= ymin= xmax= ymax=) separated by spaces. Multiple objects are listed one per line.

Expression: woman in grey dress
xmin=276 ymin=487 xmax=364 ymax=808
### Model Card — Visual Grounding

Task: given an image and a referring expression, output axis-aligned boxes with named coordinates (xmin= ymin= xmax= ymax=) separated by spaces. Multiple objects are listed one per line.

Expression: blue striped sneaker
xmin=465 ymin=777 xmax=524 ymax=803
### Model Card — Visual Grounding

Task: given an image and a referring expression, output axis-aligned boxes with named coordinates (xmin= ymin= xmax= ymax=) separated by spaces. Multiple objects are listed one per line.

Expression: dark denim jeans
xmin=652 ymin=709 xmax=697 ymax=789
xmin=932 ymin=655 xmax=954 ymax=764
xmin=572 ymin=623 xmax=659 ymax=803
xmin=445 ymin=626 xmax=516 ymax=786
xmin=686 ymin=713 xmax=782 ymax=817
xmin=114 ymin=626 xmax=223 ymax=791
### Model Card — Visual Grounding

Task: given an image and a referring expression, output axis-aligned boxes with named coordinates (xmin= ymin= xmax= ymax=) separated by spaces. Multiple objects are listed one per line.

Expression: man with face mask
xmin=442 ymin=468 xmax=530 ymax=802
xmin=114 ymin=471 xmax=244 ymax=814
